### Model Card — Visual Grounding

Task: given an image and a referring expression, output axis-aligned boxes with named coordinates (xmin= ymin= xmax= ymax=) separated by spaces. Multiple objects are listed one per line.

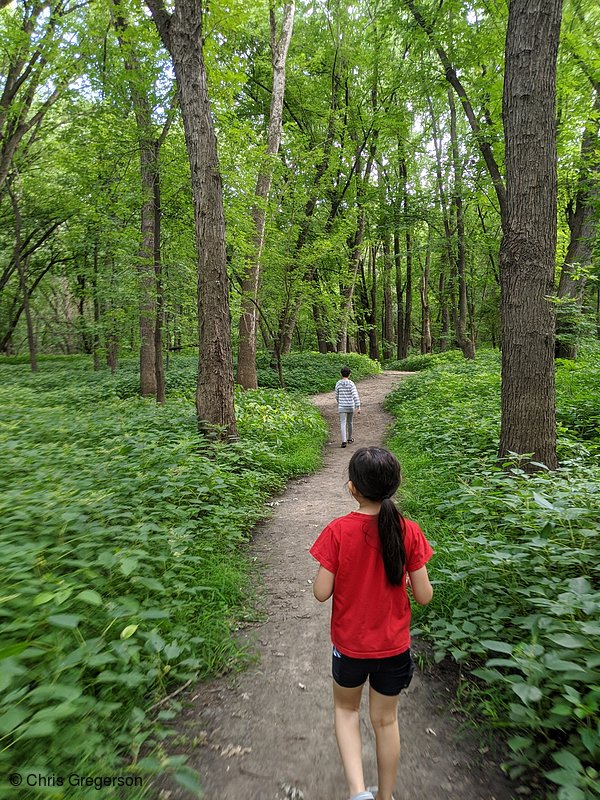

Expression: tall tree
xmin=113 ymin=0 xmax=160 ymax=398
xmin=146 ymin=0 xmax=237 ymax=436
xmin=498 ymin=0 xmax=563 ymax=469
xmin=237 ymin=1 xmax=295 ymax=389
xmin=555 ymin=78 xmax=600 ymax=359
xmin=448 ymin=88 xmax=475 ymax=359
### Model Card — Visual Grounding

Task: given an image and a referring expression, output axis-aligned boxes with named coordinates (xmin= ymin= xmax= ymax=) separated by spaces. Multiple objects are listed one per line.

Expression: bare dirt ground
xmin=161 ymin=372 xmax=516 ymax=800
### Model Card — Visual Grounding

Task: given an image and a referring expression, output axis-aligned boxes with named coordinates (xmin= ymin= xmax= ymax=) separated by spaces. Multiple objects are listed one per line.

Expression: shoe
xmin=367 ymin=787 xmax=395 ymax=800
xmin=349 ymin=793 xmax=374 ymax=800
xmin=348 ymin=438 xmax=354 ymax=443
xmin=341 ymin=442 xmax=347 ymax=448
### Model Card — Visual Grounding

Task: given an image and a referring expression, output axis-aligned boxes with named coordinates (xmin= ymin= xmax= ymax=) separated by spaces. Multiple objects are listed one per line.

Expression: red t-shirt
xmin=310 ymin=511 xmax=433 ymax=658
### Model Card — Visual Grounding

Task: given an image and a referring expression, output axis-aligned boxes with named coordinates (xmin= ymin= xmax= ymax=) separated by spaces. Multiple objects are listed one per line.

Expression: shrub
xmin=385 ymin=349 xmax=471 ymax=372
xmin=255 ymin=350 xmax=381 ymax=393
xmin=385 ymin=347 xmax=600 ymax=799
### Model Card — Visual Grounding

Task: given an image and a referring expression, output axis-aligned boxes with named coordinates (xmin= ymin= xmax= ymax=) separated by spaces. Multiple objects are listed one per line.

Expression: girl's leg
xmin=368 ymin=687 xmax=400 ymax=800
xmin=339 ymin=412 xmax=347 ymax=443
xmin=347 ymin=411 xmax=354 ymax=441
xmin=333 ymin=681 xmax=366 ymax=797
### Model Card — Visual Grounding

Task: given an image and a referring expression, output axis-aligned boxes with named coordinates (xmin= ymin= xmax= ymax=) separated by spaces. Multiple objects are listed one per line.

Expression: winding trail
xmin=163 ymin=372 xmax=515 ymax=800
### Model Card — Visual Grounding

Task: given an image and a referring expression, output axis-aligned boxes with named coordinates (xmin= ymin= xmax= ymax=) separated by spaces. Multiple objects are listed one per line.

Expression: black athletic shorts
xmin=332 ymin=646 xmax=414 ymax=696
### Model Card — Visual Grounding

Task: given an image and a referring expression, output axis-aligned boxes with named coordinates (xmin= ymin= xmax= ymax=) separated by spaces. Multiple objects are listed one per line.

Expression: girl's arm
xmin=407 ymin=565 xmax=433 ymax=605
xmin=313 ymin=565 xmax=335 ymax=602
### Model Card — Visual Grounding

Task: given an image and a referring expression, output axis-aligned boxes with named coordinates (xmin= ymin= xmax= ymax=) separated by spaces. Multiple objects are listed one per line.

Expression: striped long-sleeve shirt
xmin=335 ymin=378 xmax=361 ymax=412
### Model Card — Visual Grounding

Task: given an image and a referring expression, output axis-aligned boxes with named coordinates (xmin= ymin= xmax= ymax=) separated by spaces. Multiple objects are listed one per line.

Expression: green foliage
xmin=385 ymin=349 xmax=474 ymax=372
xmin=0 ymin=358 xmax=327 ymax=798
xmin=385 ymin=344 xmax=600 ymax=798
xmin=255 ymin=351 xmax=381 ymax=393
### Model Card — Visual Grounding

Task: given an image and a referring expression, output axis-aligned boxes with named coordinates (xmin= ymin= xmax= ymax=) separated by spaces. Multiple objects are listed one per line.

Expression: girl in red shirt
xmin=310 ymin=447 xmax=433 ymax=800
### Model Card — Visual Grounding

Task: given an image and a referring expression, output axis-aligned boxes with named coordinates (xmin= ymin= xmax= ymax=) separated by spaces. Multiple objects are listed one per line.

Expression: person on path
xmin=310 ymin=447 xmax=434 ymax=800
xmin=335 ymin=366 xmax=361 ymax=448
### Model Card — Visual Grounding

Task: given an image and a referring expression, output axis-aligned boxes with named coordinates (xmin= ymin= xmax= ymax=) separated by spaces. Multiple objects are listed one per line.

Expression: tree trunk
xmin=9 ymin=182 xmax=36 ymax=371
xmin=420 ymin=236 xmax=432 ymax=354
xmin=338 ymin=211 xmax=366 ymax=353
xmin=498 ymin=0 xmax=562 ymax=470
xmin=555 ymin=81 xmax=600 ymax=359
xmin=438 ymin=270 xmax=450 ymax=352
xmin=367 ymin=245 xmax=380 ymax=360
xmin=92 ymin=243 xmax=101 ymax=372
xmin=448 ymin=88 xmax=475 ymax=359
xmin=312 ymin=301 xmax=329 ymax=353
xmin=148 ymin=0 xmax=237 ymax=437
xmin=394 ymin=228 xmax=404 ymax=359
xmin=237 ymin=2 xmax=295 ymax=388
xmin=154 ymin=140 xmax=166 ymax=403
xmin=113 ymin=0 xmax=157 ymax=397
xmin=382 ymin=233 xmax=393 ymax=360
xmin=399 ymin=158 xmax=412 ymax=359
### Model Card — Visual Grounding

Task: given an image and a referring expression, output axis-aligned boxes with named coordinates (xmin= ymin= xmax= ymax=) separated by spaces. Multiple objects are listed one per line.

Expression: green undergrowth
xmin=255 ymin=350 xmax=381 ymax=392
xmin=54 ymin=350 xmax=382 ymax=399
xmin=385 ymin=348 xmax=468 ymax=372
xmin=0 ymin=359 xmax=327 ymax=798
xmin=385 ymin=345 xmax=600 ymax=800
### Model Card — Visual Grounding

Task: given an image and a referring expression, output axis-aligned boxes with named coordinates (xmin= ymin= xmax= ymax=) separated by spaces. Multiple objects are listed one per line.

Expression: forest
xmin=1 ymin=0 xmax=599 ymax=798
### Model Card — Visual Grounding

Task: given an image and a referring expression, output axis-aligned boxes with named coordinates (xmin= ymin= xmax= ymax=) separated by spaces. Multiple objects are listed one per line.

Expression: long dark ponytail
xmin=348 ymin=447 xmax=406 ymax=585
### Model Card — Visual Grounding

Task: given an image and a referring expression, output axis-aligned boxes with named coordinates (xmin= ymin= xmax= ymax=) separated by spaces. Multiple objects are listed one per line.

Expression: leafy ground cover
xmin=385 ymin=345 xmax=600 ymax=800
xmin=256 ymin=350 xmax=381 ymax=392
xmin=0 ymin=357 xmax=328 ymax=798
xmin=64 ymin=350 xmax=381 ymax=399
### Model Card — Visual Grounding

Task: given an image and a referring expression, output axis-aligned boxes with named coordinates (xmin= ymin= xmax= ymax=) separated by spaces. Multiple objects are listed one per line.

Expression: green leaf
xmin=120 ymin=624 xmax=139 ymax=639
xmin=47 ymin=614 xmax=81 ymax=629
xmin=471 ymin=667 xmax=502 ymax=683
xmin=557 ymin=787 xmax=586 ymax=800
xmin=532 ymin=492 xmax=554 ymax=509
xmin=120 ymin=557 xmax=139 ymax=576
xmin=481 ymin=639 xmax=513 ymax=654
xmin=0 ymin=707 xmax=30 ymax=734
xmin=76 ymin=589 xmax=102 ymax=606
xmin=507 ymin=735 xmax=533 ymax=752
xmin=546 ymin=633 xmax=586 ymax=649
xmin=553 ymin=750 xmax=583 ymax=773
xmin=173 ymin=767 xmax=203 ymax=797
xmin=511 ymin=683 xmax=542 ymax=704
xmin=0 ymin=642 xmax=29 ymax=660
xmin=33 ymin=592 xmax=56 ymax=606
xmin=21 ymin=720 xmax=57 ymax=739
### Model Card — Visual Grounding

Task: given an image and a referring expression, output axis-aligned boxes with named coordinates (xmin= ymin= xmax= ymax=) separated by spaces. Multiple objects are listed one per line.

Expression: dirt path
xmin=163 ymin=372 xmax=515 ymax=800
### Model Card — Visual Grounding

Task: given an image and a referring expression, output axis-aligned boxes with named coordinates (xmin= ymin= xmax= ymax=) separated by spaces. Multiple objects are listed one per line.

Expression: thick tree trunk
xmin=148 ymin=0 xmax=237 ymax=437
xmin=498 ymin=0 xmax=562 ymax=470
xmin=237 ymin=2 xmax=295 ymax=388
